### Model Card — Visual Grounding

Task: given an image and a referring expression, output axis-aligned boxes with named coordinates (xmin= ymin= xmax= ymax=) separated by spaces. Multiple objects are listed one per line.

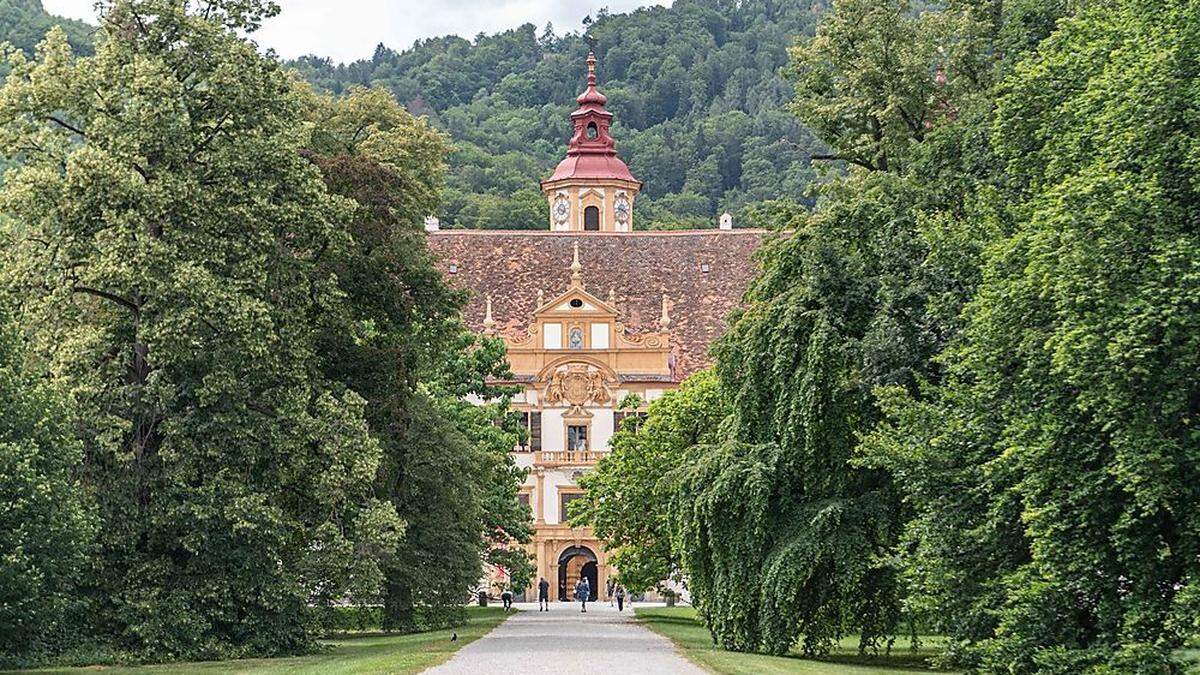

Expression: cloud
xmin=42 ymin=0 xmax=663 ymax=62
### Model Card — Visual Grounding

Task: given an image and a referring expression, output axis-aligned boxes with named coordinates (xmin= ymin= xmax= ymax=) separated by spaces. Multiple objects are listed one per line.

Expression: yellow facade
xmin=489 ymin=244 xmax=675 ymax=601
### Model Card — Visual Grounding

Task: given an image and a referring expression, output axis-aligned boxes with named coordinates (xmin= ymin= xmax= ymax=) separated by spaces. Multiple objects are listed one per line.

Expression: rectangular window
xmin=529 ymin=412 xmax=542 ymax=452
xmin=567 ymin=424 xmax=588 ymax=453
xmin=590 ymin=322 xmax=609 ymax=349
xmin=517 ymin=493 xmax=530 ymax=509
xmin=560 ymin=492 xmax=583 ymax=521
xmin=543 ymin=323 xmax=562 ymax=350
xmin=614 ymin=411 xmax=647 ymax=429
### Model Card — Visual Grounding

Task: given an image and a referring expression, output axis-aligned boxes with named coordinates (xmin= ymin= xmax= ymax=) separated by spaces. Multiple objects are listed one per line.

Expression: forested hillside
xmin=1 ymin=0 xmax=828 ymax=229
xmin=0 ymin=0 xmax=90 ymax=56
xmin=291 ymin=0 xmax=828 ymax=229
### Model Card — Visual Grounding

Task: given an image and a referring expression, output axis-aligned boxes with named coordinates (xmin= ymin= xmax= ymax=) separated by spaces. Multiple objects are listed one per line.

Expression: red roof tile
xmin=427 ymin=230 xmax=767 ymax=380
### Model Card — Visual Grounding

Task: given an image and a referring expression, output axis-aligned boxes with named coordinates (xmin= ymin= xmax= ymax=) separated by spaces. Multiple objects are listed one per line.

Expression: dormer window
xmin=586 ymin=122 xmax=598 ymax=139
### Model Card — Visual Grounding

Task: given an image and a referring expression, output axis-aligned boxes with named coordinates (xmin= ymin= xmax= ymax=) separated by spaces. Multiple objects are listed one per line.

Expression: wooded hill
xmin=294 ymin=0 xmax=829 ymax=229
xmin=1 ymin=0 xmax=830 ymax=229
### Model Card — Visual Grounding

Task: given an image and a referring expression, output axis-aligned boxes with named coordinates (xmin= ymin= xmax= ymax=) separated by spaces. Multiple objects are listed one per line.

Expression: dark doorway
xmin=581 ymin=561 xmax=598 ymax=599
xmin=557 ymin=545 xmax=598 ymax=601
xmin=584 ymin=206 xmax=600 ymax=231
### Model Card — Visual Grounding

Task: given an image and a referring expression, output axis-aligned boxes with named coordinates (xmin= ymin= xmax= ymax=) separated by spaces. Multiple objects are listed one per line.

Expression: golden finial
xmin=483 ymin=295 xmax=496 ymax=334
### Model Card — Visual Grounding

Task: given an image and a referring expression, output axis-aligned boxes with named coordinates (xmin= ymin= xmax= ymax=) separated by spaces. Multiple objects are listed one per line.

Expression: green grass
xmin=636 ymin=607 xmax=954 ymax=675
xmin=19 ymin=607 xmax=510 ymax=675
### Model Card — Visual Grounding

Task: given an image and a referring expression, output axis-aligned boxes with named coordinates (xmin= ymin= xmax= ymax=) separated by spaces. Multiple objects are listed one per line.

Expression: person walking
xmin=537 ymin=577 xmax=550 ymax=611
xmin=575 ymin=576 xmax=591 ymax=613
xmin=615 ymin=584 xmax=627 ymax=612
xmin=606 ymin=577 xmax=615 ymax=606
xmin=501 ymin=587 xmax=513 ymax=612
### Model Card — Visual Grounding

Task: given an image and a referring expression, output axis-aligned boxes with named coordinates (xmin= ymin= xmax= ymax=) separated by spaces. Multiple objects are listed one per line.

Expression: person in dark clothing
xmin=501 ymin=587 xmax=513 ymax=611
xmin=616 ymin=585 xmax=627 ymax=612
xmin=537 ymin=577 xmax=550 ymax=611
xmin=575 ymin=577 xmax=591 ymax=613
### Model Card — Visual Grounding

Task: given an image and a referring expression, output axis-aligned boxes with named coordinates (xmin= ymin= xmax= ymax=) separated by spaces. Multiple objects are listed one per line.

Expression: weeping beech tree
xmin=664 ymin=0 xmax=1071 ymax=657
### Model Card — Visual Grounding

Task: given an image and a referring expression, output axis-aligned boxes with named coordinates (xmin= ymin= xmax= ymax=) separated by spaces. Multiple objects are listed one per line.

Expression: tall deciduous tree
xmin=865 ymin=0 xmax=1200 ymax=670
xmin=0 ymin=0 xmax=400 ymax=659
xmin=303 ymin=85 xmax=532 ymax=631
xmin=662 ymin=0 xmax=1069 ymax=658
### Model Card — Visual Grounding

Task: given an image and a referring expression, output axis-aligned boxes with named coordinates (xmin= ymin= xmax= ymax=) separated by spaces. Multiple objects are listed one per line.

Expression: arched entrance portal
xmin=557 ymin=545 xmax=598 ymax=601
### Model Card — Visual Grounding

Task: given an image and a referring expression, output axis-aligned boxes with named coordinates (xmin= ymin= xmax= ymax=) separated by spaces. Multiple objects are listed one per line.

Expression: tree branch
xmin=46 ymin=116 xmax=85 ymax=137
xmin=71 ymin=285 xmax=140 ymax=313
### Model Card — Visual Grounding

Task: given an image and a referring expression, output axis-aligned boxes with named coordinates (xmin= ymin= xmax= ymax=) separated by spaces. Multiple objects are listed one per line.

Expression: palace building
xmin=425 ymin=53 xmax=765 ymax=601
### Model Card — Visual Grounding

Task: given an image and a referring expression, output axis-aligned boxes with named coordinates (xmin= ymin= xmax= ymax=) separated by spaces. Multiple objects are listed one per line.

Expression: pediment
xmin=534 ymin=285 xmax=617 ymax=319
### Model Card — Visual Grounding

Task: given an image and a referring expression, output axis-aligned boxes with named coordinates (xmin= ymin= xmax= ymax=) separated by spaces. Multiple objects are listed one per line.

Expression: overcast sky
xmin=43 ymin=0 xmax=664 ymax=62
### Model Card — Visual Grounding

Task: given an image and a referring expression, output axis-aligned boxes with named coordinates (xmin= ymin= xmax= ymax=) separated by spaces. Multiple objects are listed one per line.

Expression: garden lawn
xmin=18 ymin=607 xmax=509 ymax=675
xmin=636 ymin=607 xmax=953 ymax=675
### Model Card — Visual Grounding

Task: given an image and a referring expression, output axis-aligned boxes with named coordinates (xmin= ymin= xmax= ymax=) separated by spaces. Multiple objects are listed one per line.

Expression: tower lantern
xmin=541 ymin=52 xmax=642 ymax=232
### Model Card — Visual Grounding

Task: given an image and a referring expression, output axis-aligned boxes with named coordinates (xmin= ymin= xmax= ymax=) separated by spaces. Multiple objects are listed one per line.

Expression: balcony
xmin=535 ymin=449 xmax=604 ymax=467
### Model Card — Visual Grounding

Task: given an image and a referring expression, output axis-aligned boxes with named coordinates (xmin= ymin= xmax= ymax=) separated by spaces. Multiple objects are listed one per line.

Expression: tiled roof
xmin=426 ymin=229 xmax=768 ymax=380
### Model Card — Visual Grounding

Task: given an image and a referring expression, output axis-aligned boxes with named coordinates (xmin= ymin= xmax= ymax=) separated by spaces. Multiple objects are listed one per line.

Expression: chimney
xmin=424 ymin=215 xmax=440 ymax=232
xmin=718 ymin=212 xmax=733 ymax=230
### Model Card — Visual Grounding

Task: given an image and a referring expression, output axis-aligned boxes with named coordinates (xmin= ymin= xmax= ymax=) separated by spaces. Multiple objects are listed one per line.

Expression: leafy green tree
xmin=303 ymin=85 xmax=532 ymax=630
xmin=662 ymin=0 xmax=1054 ymax=658
xmin=0 ymin=316 xmax=94 ymax=666
xmin=0 ymin=1 xmax=400 ymax=659
xmin=575 ymin=371 xmax=727 ymax=593
xmin=864 ymin=0 xmax=1200 ymax=670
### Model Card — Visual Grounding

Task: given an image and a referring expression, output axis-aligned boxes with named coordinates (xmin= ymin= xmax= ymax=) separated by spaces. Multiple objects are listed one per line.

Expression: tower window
xmin=584 ymin=206 xmax=600 ymax=231
xmin=586 ymin=122 xmax=598 ymax=139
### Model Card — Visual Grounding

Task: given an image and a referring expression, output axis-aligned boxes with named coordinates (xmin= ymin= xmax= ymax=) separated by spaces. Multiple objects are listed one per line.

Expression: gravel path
xmin=424 ymin=602 xmax=705 ymax=674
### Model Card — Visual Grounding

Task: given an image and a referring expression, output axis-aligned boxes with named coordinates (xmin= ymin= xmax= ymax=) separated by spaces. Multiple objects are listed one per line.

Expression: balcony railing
xmin=535 ymin=449 xmax=603 ymax=467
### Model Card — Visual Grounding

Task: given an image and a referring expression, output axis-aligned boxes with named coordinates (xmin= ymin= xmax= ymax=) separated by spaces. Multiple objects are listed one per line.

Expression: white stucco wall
xmin=541 ymin=408 xmax=565 ymax=451
xmin=592 ymin=408 xmax=615 ymax=450
xmin=543 ymin=470 xmax=582 ymax=524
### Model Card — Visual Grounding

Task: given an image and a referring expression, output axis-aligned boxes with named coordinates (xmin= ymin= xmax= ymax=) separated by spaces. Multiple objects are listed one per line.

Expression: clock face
xmin=553 ymin=198 xmax=570 ymax=223
xmin=615 ymin=197 xmax=631 ymax=223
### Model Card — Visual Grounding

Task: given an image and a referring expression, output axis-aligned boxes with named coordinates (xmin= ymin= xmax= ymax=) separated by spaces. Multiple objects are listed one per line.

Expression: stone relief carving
xmin=543 ymin=364 xmax=613 ymax=407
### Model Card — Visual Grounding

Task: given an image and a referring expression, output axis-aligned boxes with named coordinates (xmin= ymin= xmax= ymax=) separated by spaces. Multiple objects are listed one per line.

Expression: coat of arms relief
xmin=543 ymin=364 xmax=613 ymax=407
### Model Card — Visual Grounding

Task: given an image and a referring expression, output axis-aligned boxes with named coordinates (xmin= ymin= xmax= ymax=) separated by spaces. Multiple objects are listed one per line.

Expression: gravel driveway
xmin=424 ymin=602 xmax=705 ymax=674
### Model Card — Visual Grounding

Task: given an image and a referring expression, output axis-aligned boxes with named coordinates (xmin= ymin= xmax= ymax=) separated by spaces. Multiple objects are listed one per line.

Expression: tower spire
xmin=540 ymin=52 xmax=642 ymax=231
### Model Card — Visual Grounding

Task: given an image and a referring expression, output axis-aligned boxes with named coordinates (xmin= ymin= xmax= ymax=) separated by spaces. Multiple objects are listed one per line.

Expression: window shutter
xmin=530 ymin=412 xmax=542 ymax=452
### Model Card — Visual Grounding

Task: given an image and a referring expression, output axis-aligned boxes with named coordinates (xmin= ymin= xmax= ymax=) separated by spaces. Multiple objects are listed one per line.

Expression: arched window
xmin=586 ymin=122 xmax=598 ymax=139
xmin=584 ymin=206 xmax=600 ymax=231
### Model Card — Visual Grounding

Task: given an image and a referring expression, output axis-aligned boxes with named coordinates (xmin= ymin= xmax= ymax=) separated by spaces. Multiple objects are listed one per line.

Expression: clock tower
xmin=541 ymin=52 xmax=642 ymax=232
